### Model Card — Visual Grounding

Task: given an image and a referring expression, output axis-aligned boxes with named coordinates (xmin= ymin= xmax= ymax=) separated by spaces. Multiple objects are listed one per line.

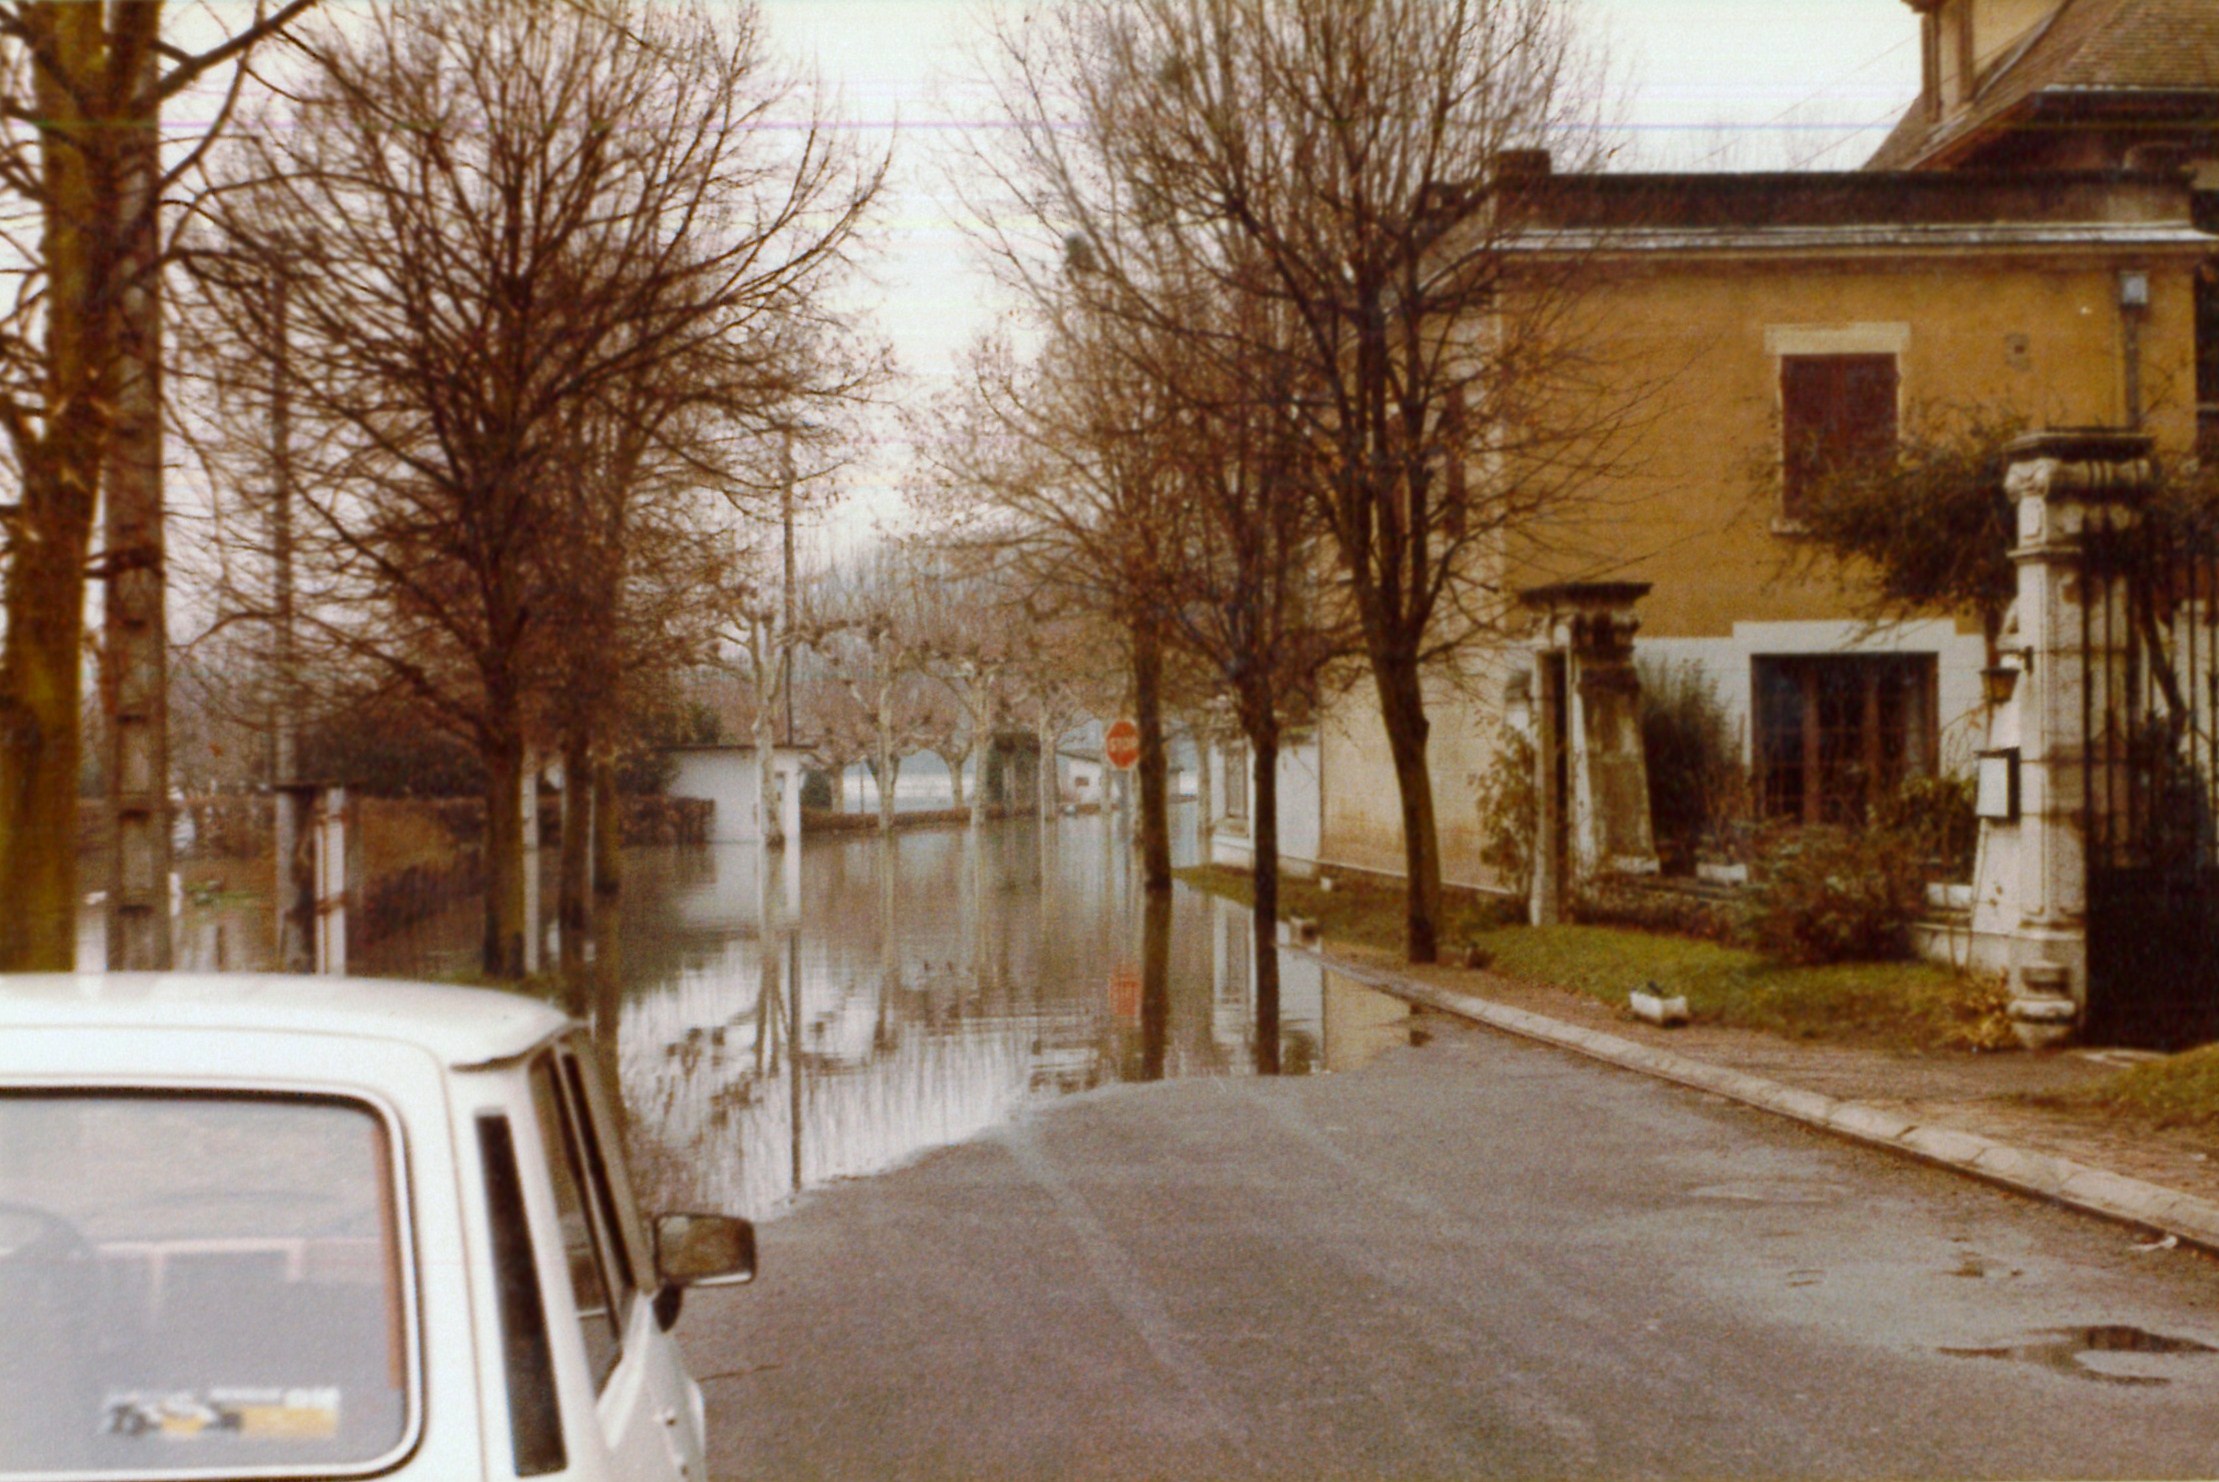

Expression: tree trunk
xmin=0 ymin=460 xmax=91 ymax=971
xmin=1371 ymin=649 xmax=1443 ymax=963
xmin=104 ymin=32 xmax=171 ymax=971
xmin=483 ymin=732 xmax=528 ymax=978
xmin=1194 ymin=726 xmax=1214 ymax=858
xmin=754 ymin=702 xmax=780 ymax=846
xmin=871 ymin=753 xmax=901 ymax=834
xmin=0 ymin=6 xmax=127 ymax=972
xmin=875 ymin=687 xmax=897 ymax=834
xmin=592 ymin=752 xmax=620 ymax=897
xmin=1037 ymin=713 xmax=1057 ymax=820
xmin=1139 ymin=887 xmax=1171 ymax=1081
xmin=946 ymin=748 xmax=969 ymax=813
xmin=1132 ymin=620 xmax=1173 ymax=893
xmin=558 ymin=728 xmax=590 ymax=980
xmin=970 ymin=695 xmax=996 ymax=831
xmin=1250 ymin=728 xmax=1281 ymax=1075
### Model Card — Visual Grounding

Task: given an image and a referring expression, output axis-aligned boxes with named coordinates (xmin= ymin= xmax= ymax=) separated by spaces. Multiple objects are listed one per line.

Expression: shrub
xmin=1475 ymin=728 xmax=1536 ymax=902
xmin=1748 ymin=825 xmax=1926 ymax=964
xmin=1637 ymin=659 xmax=1747 ymax=873
xmin=1572 ymin=876 xmax=1751 ymax=944
xmin=1881 ymin=772 xmax=1977 ymax=884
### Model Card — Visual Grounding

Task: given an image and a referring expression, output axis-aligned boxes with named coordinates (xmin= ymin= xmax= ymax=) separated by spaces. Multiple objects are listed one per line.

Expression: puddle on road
xmin=1941 ymin=1326 xmax=2219 ymax=1386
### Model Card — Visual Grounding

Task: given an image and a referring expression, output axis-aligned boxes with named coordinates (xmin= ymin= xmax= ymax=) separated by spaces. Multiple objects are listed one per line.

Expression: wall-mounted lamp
xmin=2120 ymin=269 xmax=2151 ymax=309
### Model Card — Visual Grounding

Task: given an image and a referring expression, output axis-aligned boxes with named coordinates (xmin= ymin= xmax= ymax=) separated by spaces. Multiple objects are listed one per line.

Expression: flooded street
xmin=353 ymin=806 xmax=1416 ymax=1220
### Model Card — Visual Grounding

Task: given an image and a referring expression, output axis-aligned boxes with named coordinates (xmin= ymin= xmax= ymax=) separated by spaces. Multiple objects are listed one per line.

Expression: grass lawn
xmin=1176 ymin=864 xmax=2012 ymax=1052
xmin=2040 ymin=1046 xmax=2219 ymax=1130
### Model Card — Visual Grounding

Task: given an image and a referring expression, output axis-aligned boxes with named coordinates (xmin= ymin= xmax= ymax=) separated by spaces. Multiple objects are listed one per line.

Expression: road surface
xmin=684 ymin=1009 xmax=2219 ymax=1479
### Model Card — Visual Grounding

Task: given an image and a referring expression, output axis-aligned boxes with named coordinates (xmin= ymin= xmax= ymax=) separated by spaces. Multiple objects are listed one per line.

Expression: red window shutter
xmin=1779 ymin=354 xmax=1897 ymax=522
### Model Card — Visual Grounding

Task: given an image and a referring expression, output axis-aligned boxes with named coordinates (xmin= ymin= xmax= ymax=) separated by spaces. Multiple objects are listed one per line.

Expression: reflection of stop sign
xmin=1109 ymin=962 xmax=1141 ymax=1018
xmin=1104 ymin=718 xmax=1140 ymax=770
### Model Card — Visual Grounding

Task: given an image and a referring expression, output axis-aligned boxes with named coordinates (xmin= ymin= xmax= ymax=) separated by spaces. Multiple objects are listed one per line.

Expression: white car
xmin=0 ymin=974 xmax=756 ymax=1481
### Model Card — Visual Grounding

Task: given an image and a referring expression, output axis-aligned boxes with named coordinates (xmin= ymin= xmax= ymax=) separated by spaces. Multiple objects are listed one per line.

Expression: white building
xmin=664 ymin=744 xmax=809 ymax=844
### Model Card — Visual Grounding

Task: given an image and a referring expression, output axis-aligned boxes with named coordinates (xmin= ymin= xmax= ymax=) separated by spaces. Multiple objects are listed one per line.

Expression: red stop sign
xmin=1104 ymin=718 xmax=1140 ymax=770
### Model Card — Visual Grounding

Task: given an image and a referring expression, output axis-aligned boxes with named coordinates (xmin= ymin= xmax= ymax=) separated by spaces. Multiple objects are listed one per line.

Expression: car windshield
xmin=0 ymin=1092 xmax=411 ymax=1477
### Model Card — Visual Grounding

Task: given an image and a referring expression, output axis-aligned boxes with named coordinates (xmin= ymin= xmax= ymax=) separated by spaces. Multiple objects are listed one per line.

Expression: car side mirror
xmin=652 ymin=1213 xmax=756 ymax=1330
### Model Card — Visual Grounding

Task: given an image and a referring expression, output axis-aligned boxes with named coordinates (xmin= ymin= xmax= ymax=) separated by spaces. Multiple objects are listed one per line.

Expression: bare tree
xmin=191 ymin=0 xmax=880 ymax=975
xmin=0 ymin=0 xmax=317 ymax=970
xmin=920 ymin=330 xmax=1184 ymax=887
xmin=1151 ymin=295 xmax=1354 ymax=1071
xmin=966 ymin=0 xmax=1624 ymax=960
xmin=808 ymin=549 xmax=946 ymax=833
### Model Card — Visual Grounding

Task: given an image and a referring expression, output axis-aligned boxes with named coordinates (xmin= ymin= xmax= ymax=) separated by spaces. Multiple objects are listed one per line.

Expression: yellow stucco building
xmin=1307 ymin=156 xmax=2212 ymax=899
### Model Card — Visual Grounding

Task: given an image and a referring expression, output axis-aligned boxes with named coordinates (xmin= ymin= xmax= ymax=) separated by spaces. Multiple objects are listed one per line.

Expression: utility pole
xmin=105 ymin=34 xmax=172 ymax=971
xmin=267 ymin=274 xmax=313 ymax=972
xmin=781 ymin=428 xmax=797 ymax=747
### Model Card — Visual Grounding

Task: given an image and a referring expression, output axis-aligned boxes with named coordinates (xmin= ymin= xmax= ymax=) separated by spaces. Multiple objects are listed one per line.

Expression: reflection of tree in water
xmin=607 ymin=815 xmax=1271 ymax=1218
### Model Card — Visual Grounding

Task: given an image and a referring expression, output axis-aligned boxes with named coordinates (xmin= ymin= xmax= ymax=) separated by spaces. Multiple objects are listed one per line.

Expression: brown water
xmin=363 ymin=809 xmax=1418 ymax=1220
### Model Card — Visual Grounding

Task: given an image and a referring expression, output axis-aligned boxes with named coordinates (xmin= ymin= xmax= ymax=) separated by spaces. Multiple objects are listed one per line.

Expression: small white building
xmin=664 ymin=744 xmax=809 ymax=844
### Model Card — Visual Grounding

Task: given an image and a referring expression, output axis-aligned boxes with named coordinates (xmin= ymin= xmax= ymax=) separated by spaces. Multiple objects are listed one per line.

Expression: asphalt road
xmin=682 ymin=1010 xmax=2219 ymax=1480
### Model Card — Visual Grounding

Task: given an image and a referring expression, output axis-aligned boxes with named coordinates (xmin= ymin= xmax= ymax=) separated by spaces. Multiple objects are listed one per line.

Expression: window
xmin=1779 ymin=354 xmax=1898 ymax=524
xmin=479 ymin=1115 xmax=565 ymax=1477
xmin=0 ymin=1092 xmax=413 ymax=1477
xmin=1754 ymin=654 xmax=1937 ymax=825
xmin=529 ymin=1057 xmax=623 ymax=1392
xmin=1223 ymin=743 xmax=1249 ymax=821
xmin=558 ymin=1043 xmax=647 ymax=1299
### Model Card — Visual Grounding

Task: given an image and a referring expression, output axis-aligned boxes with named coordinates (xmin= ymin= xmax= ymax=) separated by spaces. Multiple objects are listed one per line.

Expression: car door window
xmin=528 ymin=1057 xmax=621 ymax=1391
xmin=477 ymin=1114 xmax=565 ymax=1477
xmin=558 ymin=1043 xmax=647 ymax=1293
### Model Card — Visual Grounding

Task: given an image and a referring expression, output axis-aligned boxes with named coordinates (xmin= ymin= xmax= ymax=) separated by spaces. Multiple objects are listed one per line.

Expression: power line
xmin=1687 ymin=33 xmax=1915 ymax=171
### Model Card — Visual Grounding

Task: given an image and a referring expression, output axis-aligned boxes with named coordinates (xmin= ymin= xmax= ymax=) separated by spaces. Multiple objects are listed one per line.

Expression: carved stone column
xmin=1522 ymin=582 xmax=1658 ymax=924
xmin=1994 ymin=430 xmax=2156 ymax=1025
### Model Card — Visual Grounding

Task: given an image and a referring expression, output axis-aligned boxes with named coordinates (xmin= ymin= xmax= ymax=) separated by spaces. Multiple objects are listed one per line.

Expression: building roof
xmin=1503 ymin=169 xmax=2209 ymax=256
xmin=1867 ymin=0 xmax=2219 ymax=171
xmin=0 ymin=973 xmax=573 ymax=1067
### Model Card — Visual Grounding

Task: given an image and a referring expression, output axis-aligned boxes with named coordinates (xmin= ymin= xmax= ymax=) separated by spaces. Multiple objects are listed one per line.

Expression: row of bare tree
xmin=925 ymin=0 xmax=1620 ymax=981
xmin=0 ymin=0 xmax=882 ymax=976
xmin=687 ymin=544 xmax=1122 ymax=833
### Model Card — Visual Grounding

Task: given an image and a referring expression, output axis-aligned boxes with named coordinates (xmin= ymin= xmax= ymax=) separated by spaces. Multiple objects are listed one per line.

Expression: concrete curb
xmin=1294 ymin=944 xmax=2219 ymax=1256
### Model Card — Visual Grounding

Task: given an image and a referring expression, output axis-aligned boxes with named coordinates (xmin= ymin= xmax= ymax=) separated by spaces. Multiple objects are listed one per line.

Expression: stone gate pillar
xmin=1976 ymin=430 xmax=2155 ymax=1035
xmin=1522 ymin=582 xmax=1658 ymax=924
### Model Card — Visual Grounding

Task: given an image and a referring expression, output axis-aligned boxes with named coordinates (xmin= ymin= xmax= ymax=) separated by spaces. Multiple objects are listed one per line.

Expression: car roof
xmin=0 ymin=973 xmax=575 ymax=1067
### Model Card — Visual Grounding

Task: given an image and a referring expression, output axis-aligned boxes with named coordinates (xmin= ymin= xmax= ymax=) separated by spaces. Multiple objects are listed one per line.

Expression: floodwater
xmin=366 ymin=806 xmax=1421 ymax=1220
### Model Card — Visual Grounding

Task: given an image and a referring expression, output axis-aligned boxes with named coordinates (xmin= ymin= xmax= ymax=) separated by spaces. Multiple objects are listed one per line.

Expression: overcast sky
xmin=756 ymin=0 xmax=1925 ymax=539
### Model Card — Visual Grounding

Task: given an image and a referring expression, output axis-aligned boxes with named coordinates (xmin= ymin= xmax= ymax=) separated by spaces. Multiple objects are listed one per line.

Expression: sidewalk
xmin=1298 ymin=940 xmax=2219 ymax=1253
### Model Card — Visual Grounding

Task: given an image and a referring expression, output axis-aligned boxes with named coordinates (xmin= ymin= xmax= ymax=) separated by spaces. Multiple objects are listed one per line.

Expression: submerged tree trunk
xmin=970 ymin=693 xmax=998 ymax=831
xmin=944 ymin=746 xmax=970 ymax=815
xmin=871 ymin=753 xmax=901 ymax=834
xmin=875 ymin=683 xmax=897 ymax=834
xmin=1193 ymin=724 xmax=1214 ymax=859
xmin=558 ymin=729 xmax=591 ymax=979
xmin=592 ymin=752 xmax=621 ymax=897
xmin=754 ymin=706 xmax=780 ymax=846
xmin=1250 ymin=727 xmax=1281 ymax=1075
xmin=1371 ymin=648 xmax=1442 ymax=964
xmin=483 ymin=731 xmax=528 ymax=978
xmin=1132 ymin=620 xmax=1172 ymax=893
xmin=1037 ymin=713 xmax=1057 ymax=820
xmin=1139 ymin=886 xmax=1171 ymax=1081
